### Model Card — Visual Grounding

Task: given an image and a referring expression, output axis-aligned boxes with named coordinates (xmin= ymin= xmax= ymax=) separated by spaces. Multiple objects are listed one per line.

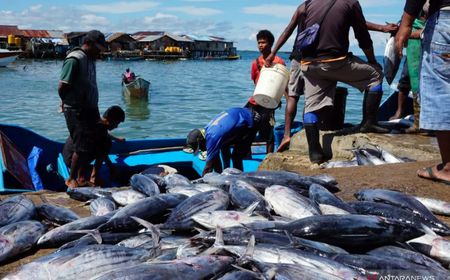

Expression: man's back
xmin=302 ymin=0 xmax=372 ymax=59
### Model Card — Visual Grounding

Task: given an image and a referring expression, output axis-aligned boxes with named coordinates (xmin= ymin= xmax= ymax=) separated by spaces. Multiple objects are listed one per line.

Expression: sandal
xmin=418 ymin=166 xmax=450 ymax=186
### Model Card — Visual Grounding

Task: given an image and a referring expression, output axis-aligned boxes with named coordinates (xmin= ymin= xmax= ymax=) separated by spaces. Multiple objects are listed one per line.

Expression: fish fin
xmin=194 ymin=227 xmax=208 ymax=235
xmin=131 ymin=216 xmax=160 ymax=246
xmin=230 ymin=265 xmax=260 ymax=277
xmin=214 ymin=226 xmax=225 ymax=247
xmin=243 ymin=235 xmax=255 ymax=258
xmin=67 ymin=229 xmax=102 ymax=244
xmin=244 ymin=201 xmax=260 ymax=215
xmin=421 ymin=224 xmax=438 ymax=237
xmin=284 ymin=230 xmax=297 ymax=246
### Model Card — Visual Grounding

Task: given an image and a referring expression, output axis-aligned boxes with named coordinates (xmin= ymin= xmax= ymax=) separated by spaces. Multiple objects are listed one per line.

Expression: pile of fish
xmin=1 ymin=168 xmax=450 ymax=280
xmin=322 ymin=144 xmax=408 ymax=169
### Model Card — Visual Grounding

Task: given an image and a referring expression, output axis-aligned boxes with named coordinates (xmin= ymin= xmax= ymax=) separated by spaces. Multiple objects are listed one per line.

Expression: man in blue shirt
xmin=185 ymin=108 xmax=261 ymax=175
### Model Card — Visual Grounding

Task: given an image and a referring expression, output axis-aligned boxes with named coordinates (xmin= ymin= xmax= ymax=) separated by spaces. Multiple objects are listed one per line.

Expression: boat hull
xmin=122 ymin=77 xmax=150 ymax=98
xmin=0 ymin=51 xmax=20 ymax=67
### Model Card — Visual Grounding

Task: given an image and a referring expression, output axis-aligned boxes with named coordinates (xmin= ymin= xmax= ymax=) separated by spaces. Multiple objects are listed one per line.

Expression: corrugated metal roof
xmin=132 ymin=31 xmax=164 ymax=37
xmin=21 ymin=29 xmax=51 ymax=38
xmin=165 ymin=33 xmax=193 ymax=43
xmin=47 ymin=30 xmax=64 ymax=38
xmin=106 ymin=32 xmax=135 ymax=43
xmin=0 ymin=25 xmax=23 ymax=37
xmin=135 ymin=34 xmax=164 ymax=42
xmin=182 ymin=34 xmax=230 ymax=42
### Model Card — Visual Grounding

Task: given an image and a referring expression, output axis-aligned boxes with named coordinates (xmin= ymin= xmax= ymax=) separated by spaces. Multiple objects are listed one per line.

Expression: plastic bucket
xmin=253 ymin=64 xmax=289 ymax=109
xmin=273 ymin=121 xmax=303 ymax=149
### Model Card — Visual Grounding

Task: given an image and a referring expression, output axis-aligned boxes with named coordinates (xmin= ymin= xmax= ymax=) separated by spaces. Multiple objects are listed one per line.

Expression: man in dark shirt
xmin=267 ymin=0 xmax=389 ymax=164
xmin=396 ymin=0 xmax=450 ymax=185
xmin=266 ymin=1 xmax=397 ymax=154
xmin=59 ymin=30 xmax=107 ymax=189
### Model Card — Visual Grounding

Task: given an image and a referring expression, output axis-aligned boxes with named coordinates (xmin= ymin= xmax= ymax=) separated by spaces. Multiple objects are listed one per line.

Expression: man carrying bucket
xmin=247 ymin=30 xmax=286 ymax=154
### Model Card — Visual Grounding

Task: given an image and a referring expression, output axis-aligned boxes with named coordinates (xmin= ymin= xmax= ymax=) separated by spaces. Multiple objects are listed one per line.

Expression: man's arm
xmin=366 ymin=21 xmax=399 ymax=34
xmin=265 ymin=4 xmax=303 ymax=66
xmin=395 ymin=11 xmax=416 ymax=57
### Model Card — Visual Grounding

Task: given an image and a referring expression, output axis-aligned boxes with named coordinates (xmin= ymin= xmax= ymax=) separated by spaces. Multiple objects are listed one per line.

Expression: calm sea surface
xmin=0 ymin=51 xmax=396 ymax=141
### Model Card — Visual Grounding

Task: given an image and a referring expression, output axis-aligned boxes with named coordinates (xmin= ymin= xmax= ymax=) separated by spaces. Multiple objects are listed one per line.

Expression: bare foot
xmin=389 ymin=113 xmax=402 ymax=121
xmin=77 ymin=178 xmax=95 ymax=187
xmin=417 ymin=164 xmax=450 ymax=185
xmin=65 ymin=178 xmax=78 ymax=190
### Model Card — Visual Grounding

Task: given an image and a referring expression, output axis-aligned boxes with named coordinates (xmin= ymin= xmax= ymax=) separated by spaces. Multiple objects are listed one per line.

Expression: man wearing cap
xmin=185 ymin=108 xmax=261 ymax=176
xmin=58 ymin=30 xmax=108 ymax=189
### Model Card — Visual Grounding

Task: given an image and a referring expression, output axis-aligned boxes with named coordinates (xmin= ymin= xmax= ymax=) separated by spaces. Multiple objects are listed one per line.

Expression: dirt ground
xmin=1 ymin=132 xmax=449 ymax=276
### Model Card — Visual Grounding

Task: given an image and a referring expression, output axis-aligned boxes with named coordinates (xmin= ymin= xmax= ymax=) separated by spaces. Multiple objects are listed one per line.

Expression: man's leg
xmin=417 ymin=131 xmax=450 ymax=182
xmin=390 ymin=91 xmax=408 ymax=120
xmin=390 ymin=60 xmax=411 ymax=120
xmin=326 ymin=56 xmax=387 ymax=133
xmin=66 ymin=152 xmax=79 ymax=189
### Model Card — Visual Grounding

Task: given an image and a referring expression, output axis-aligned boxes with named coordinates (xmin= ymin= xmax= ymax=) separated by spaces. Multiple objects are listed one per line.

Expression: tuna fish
xmin=98 ymin=194 xmax=187 ymax=232
xmin=277 ymin=214 xmax=425 ymax=249
xmin=254 ymin=262 xmax=344 ymax=280
xmin=355 ymin=189 xmax=450 ymax=233
xmin=3 ymin=245 xmax=152 ymax=280
xmin=309 ymin=184 xmax=355 ymax=215
xmin=37 ymin=203 xmax=80 ymax=225
xmin=408 ymin=229 xmax=450 ymax=266
xmin=130 ymin=174 xmax=161 ymax=196
xmin=164 ymin=173 xmax=193 ymax=188
xmin=91 ymin=255 xmax=235 ymax=280
xmin=265 ymin=185 xmax=321 ymax=220
xmin=37 ymin=215 xmax=110 ymax=247
xmin=331 ymin=253 xmax=449 ymax=279
xmin=240 ymin=170 xmax=340 ymax=193
xmin=376 ymin=145 xmax=404 ymax=163
xmin=349 ymin=201 xmax=450 ymax=235
xmin=89 ymin=197 xmax=117 ymax=217
xmin=414 ymin=196 xmax=450 ymax=217
xmin=367 ymin=245 xmax=446 ymax=271
xmin=163 ymin=190 xmax=229 ymax=230
xmin=217 ymin=270 xmax=260 ymax=280
xmin=167 ymin=186 xmax=201 ymax=197
xmin=67 ymin=187 xmax=112 ymax=202
xmin=192 ymin=202 xmax=268 ymax=229
xmin=141 ymin=173 xmax=167 ymax=190
xmin=112 ymin=189 xmax=146 ymax=206
xmin=229 ymin=180 xmax=270 ymax=215
xmin=383 ymin=35 xmax=401 ymax=85
xmin=0 ymin=195 xmax=35 ymax=227
xmin=0 ymin=220 xmax=46 ymax=263
xmin=208 ymin=233 xmax=361 ymax=279
xmin=58 ymin=232 xmax=136 ymax=251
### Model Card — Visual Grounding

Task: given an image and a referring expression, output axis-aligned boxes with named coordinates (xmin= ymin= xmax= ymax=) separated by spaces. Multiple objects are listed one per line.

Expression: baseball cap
xmin=84 ymin=30 xmax=107 ymax=51
xmin=184 ymin=128 xmax=205 ymax=153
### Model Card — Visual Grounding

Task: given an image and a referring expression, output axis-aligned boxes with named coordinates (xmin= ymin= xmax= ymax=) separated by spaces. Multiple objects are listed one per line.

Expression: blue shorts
xmin=420 ymin=10 xmax=450 ymax=131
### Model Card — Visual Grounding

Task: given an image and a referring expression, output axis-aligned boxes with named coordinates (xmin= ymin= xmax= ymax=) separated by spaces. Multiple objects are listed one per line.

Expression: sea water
xmin=0 ymin=51 xmax=399 ymax=141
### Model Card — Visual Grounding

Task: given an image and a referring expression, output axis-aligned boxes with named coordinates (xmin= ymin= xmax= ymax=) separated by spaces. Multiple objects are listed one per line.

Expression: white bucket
xmin=253 ymin=63 xmax=289 ymax=109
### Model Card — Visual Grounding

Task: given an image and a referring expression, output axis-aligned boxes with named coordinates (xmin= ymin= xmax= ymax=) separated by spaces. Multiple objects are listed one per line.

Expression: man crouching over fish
xmin=185 ymin=107 xmax=264 ymax=176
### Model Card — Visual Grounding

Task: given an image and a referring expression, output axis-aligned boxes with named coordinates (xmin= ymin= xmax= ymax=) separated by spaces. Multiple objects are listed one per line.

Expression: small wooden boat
xmin=122 ymin=77 xmax=150 ymax=98
xmin=0 ymin=124 xmax=266 ymax=193
xmin=0 ymin=49 xmax=21 ymax=67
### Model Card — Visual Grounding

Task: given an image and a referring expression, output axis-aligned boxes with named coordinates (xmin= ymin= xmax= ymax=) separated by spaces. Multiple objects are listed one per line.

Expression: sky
xmin=0 ymin=0 xmax=406 ymax=55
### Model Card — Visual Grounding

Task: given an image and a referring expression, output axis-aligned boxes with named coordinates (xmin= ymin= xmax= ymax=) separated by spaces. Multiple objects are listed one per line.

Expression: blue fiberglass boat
xmin=0 ymin=124 xmax=266 ymax=194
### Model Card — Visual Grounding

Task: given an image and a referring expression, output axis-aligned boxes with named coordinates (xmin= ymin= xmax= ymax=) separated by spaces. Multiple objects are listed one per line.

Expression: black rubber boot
xmin=359 ymin=92 xmax=390 ymax=133
xmin=304 ymin=123 xmax=326 ymax=164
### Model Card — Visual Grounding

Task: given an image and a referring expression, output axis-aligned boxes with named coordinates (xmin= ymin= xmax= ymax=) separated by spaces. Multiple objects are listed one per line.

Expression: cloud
xmin=143 ymin=13 xmax=179 ymax=25
xmin=81 ymin=1 xmax=159 ymax=14
xmin=242 ymin=4 xmax=297 ymax=18
xmin=183 ymin=0 xmax=221 ymax=2
xmin=165 ymin=6 xmax=222 ymax=16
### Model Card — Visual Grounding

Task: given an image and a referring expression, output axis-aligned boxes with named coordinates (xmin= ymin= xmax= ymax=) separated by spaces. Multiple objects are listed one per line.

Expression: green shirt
xmin=59 ymin=57 xmax=78 ymax=84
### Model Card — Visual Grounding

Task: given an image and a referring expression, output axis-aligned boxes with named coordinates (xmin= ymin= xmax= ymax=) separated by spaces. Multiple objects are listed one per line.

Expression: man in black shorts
xmin=58 ymin=30 xmax=107 ymax=188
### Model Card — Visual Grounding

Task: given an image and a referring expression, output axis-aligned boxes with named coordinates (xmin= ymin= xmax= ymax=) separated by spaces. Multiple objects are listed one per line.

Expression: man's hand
xmin=264 ymin=53 xmax=276 ymax=67
xmin=382 ymin=23 xmax=399 ymax=34
xmin=276 ymin=136 xmax=291 ymax=153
